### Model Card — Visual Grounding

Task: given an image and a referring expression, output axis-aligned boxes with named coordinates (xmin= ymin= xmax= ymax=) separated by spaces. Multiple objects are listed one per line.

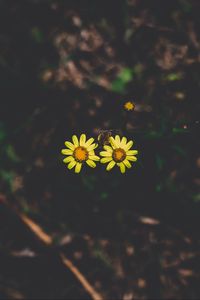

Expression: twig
xmin=18 ymin=211 xmax=104 ymax=300
xmin=60 ymin=253 xmax=103 ymax=300
xmin=19 ymin=213 xmax=52 ymax=245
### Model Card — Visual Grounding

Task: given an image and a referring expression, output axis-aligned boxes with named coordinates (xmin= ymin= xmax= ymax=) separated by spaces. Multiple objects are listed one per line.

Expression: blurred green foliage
xmin=112 ymin=68 xmax=133 ymax=93
xmin=31 ymin=27 xmax=44 ymax=44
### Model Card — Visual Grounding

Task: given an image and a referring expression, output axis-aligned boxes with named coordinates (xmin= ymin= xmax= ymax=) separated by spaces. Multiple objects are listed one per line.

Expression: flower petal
xmin=100 ymin=151 xmax=112 ymax=157
xmin=68 ymin=160 xmax=76 ymax=169
xmin=106 ymin=160 xmax=116 ymax=171
xmin=89 ymin=155 xmax=100 ymax=161
xmin=75 ymin=162 xmax=82 ymax=173
xmin=103 ymin=145 xmax=113 ymax=152
xmin=80 ymin=134 xmax=86 ymax=146
xmin=87 ymin=143 xmax=98 ymax=151
xmin=63 ymin=156 xmax=74 ymax=163
xmin=109 ymin=137 xmax=117 ymax=149
xmin=127 ymin=155 xmax=137 ymax=162
xmin=86 ymin=159 xmax=96 ymax=168
xmin=118 ymin=162 xmax=126 ymax=173
xmin=127 ymin=150 xmax=138 ymax=156
xmin=85 ymin=137 xmax=94 ymax=147
xmin=121 ymin=136 xmax=127 ymax=145
xmin=101 ymin=157 xmax=112 ymax=163
xmin=115 ymin=135 xmax=121 ymax=146
xmin=124 ymin=140 xmax=133 ymax=150
xmin=61 ymin=149 xmax=73 ymax=155
xmin=89 ymin=150 xmax=95 ymax=156
xmin=123 ymin=159 xmax=132 ymax=168
xmin=65 ymin=141 xmax=75 ymax=150
xmin=72 ymin=135 xmax=79 ymax=146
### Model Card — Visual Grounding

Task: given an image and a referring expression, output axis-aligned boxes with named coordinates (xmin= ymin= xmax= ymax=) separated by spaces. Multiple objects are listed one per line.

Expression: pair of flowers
xmin=61 ymin=134 xmax=138 ymax=174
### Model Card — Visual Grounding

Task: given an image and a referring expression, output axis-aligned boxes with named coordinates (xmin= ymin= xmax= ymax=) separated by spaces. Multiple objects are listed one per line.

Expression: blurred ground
xmin=0 ymin=0 xmax=200 ymax=299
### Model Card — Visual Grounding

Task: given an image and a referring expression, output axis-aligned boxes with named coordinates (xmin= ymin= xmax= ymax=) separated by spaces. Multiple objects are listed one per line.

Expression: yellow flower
xmin=100 ymin=135 xmax=138 ymax=173
xmin=124 ymin=101 xmax=135 ymax=111
xmin=61 ymin=134 xmax=100 ymax=173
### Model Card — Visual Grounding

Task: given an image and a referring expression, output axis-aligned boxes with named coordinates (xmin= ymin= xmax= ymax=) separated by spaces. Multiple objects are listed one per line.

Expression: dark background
xmin=0 ymin=0 xmax=200 ymax=299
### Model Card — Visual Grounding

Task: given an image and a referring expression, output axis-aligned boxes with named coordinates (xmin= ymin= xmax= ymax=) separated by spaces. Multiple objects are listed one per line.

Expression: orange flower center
xmin=112 ymin=148 xmax=126 ymax=162
xmin=73 ymin=146 xmax=88 ymax=162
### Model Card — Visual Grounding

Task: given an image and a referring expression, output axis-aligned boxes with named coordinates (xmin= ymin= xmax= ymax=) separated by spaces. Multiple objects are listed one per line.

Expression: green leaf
xmin=31 ymin=27 xmax=44 ymax=43
xmin=118 ymin=68 xmax=133 ymax=83
xmin=93 ymin=247 xmax=112 ymax=268
xmin=111 ymin=68 xmax=133 ymax=93
xmin=5 ymin=144 xmax=20 ymax=162
xmin=172 ymin=145 xmax=186 ymax=157
xmin=111 ymin=78 xmax=126 ymax=93
xmin=0 ymin=170 xmax=15 ymax=188
xmin=166 ymin=73 xmax=183 ymax=81
xmin=172 ymin=127 xmax=189 ymax=134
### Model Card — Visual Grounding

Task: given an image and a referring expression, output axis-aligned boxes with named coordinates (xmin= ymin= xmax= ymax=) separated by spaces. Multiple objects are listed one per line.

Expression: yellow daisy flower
xmin=100 ymin=135 xmax=138 ymax=174
xmin=124 ymin=101 xmax=135 ymax=111
xmin=61 ymin=134 xmax=100 ymax=173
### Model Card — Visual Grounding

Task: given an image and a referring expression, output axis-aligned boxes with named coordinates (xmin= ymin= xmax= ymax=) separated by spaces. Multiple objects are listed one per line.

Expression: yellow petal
xmin=103 ymin=145 xmax=113 ymax=152
xmin=63 ymin=156 xmax=74 ymax=163
xmin=89 ymin=150 xmax=95 ymax=156
xmin=124 ymin=140 xmax=133 ymax=150
xmin=118 ymin=162 xmax=126 ymax=173
xmin=89 ymin=155 xmax=100 ymax=161
xmin=75 ymin=162 xmax=82 ymax=173
xmin=61 ymin=149 xmax=73 ymax=155
xmin=65 ymin=141 xmax=75 ymax=150
xmin=100 ymin=157 xmax=112 ymax=163
xmin=121 ymin=137 xmax=127 ymax=146
xmin=72 ymin=135 xmax=79 ymax=146
xmin=68 ymin=160 xmax=76 ymax=169
xmin=80 ymin=134 xmax=86 ymax=146
xmin=109 ymin=137 xmax=117 ymax=149
xmin=127 ymin=150 xmax=138 ymax=156
xmin=106 ymin=160 xmax=116 ymax=171
xmin=100 ymin=151 xmax=112 ymax=157
xmin=86 ymin=159 xmax=96 ymax=168
xmin=85 ymin=137 xmax=94 ymax=147
xmin=87 ymin=143 xmax=98 ymax=151
xmin=127 ymin=155 xmax=137 ymax=162
xmin=115 ymin=135 xmax=121 ymax=146
xmin=123 ymin=159 xmax=131 ymax=168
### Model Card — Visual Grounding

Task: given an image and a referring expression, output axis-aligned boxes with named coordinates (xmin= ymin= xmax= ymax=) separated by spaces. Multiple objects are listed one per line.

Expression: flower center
xmin=112 ymin=148 xmax=126 ymax=162
xmin=124 ymin=101 xmax=134 ymax=111
xmin=73 ymin=146 xmax=88 ymax=162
